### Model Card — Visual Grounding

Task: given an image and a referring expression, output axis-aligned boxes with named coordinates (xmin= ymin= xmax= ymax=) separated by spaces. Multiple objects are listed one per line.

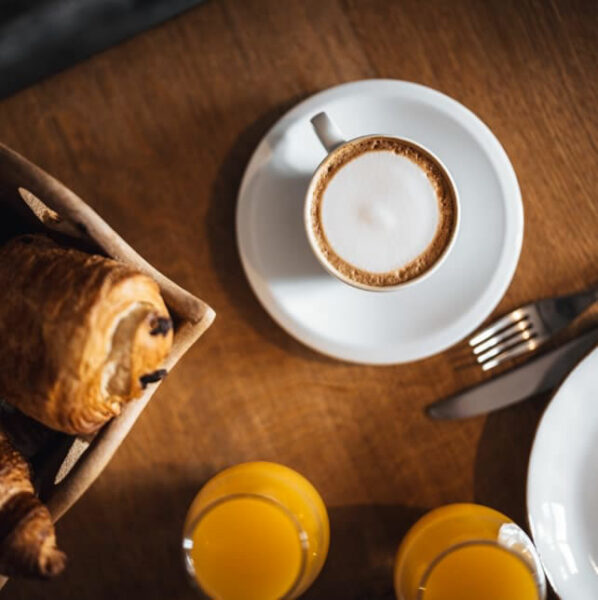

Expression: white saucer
xmin=236 ymin=80 xmax=523 ymax=364
xmin=527 ymin=347 xmax=598 ymax=599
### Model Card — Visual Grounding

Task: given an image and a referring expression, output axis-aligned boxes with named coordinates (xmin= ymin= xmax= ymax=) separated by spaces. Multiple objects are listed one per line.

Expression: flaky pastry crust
xmin=0 ymin=425 xmax=65 ymax=578
xmin=0 ymin=235 xmax=173 ymax=434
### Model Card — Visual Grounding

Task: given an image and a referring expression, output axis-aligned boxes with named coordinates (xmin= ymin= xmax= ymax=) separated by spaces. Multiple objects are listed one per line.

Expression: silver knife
xmin=426 ymin=326 xmax=598 ymax=419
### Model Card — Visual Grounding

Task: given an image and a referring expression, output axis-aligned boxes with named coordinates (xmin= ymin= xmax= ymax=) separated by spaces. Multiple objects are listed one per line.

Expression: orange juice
xmin=420 ymin=543 xmax=538 ymax=600
xmin=394 ymin=504 xmax=544 ymax=600
xmin=183 ymin=462 xmax=329 ymax=600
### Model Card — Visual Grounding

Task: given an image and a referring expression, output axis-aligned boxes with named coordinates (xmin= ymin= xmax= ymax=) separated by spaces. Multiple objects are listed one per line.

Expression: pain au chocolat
xmin=0 ymin=235 xmax=173 ymax=435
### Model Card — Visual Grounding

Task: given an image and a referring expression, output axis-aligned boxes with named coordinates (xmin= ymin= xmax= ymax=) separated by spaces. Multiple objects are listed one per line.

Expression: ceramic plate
xmin=527 ymin=347 xmax=598 ymax=599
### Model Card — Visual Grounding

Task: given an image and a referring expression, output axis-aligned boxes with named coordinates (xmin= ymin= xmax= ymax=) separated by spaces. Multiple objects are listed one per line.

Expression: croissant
xmin=0 ymin=235 xmax=173 ymax=434
xmin=0 ymin=425 xmax=65 ymax=577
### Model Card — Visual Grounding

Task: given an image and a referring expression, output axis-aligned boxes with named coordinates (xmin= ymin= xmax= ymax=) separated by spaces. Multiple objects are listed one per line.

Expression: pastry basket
xmin=0 ymin=142 xmax=215 ymax=536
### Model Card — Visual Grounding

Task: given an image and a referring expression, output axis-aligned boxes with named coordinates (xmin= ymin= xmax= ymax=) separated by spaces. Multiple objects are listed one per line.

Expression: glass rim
xmin=415 ymin=539 xmax=544 ymax=600
xmin=182 ymin=492 xmax=309 ymax=600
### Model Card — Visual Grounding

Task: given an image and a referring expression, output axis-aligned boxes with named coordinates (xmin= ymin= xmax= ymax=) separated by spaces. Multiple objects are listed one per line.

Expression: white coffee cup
xmin=304 ymin=112 xmax=460 ymax=292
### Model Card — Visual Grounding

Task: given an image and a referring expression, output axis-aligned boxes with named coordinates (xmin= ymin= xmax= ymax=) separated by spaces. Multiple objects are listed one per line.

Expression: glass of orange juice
xmin=394 ymin=503 xmax=546 ymax=600
xmin=183 ymin=461 xmax=330 ymax=600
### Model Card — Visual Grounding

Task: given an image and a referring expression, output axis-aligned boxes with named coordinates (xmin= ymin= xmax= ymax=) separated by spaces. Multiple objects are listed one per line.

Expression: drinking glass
xmin=394 ymin=503 xmax=546 ymax=600
xmin=183 ymin=461 xmax=329 ymax=600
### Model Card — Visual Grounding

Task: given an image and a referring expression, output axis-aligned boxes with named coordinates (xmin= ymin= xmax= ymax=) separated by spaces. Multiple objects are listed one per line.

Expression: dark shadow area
xmin=7 ymin=472 xmax=207 ymax=600
xmin=474 ymin=392 xmax=548 ymax=529
xmin=304 ymin=504 xmax=427 ymax=600
xmin=206 ymin=96 xmax=336 ymax=364
xmin=9 ymin=480 xmax=424 ymax=600
xmin=0 ymin=0 xmax=207 ymax=99
xmin=474 ymin=393 xmax=560 ymax=600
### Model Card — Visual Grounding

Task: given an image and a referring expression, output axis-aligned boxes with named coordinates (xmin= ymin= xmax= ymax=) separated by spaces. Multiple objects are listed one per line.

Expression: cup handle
xmin=310 ymin=112 xmax=346 ymax=153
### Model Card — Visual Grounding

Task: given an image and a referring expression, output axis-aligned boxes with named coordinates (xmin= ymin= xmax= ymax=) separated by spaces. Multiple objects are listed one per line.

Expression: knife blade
xmin=426 ymin=326 xmax=598 ymax=420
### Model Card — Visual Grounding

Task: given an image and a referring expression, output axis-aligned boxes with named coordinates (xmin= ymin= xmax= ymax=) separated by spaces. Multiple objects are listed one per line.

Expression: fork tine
xmin=472 ymin=318 xmax=532 ymax=355
xmin=476 ymin=328 xmax=535 ymax=363
xmin=480 ymin=334 xmax=548 ymax=371
xmin=469 ymin=309 xmax=528 ymax=347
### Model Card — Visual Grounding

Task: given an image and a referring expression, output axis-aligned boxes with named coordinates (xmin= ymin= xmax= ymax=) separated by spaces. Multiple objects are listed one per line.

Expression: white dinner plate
xmin=527 ymin=347 xmax=598 ymax=599
xmin=236 ymin=80 xmax=523 ymax=364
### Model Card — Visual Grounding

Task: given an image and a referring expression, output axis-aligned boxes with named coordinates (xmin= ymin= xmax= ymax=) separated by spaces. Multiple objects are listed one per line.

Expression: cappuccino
xmin=307 ymin=136 xmax=457 ymax=288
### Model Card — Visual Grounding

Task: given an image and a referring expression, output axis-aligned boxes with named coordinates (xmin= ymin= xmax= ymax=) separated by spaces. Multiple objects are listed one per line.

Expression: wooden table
xmin=2 ymin=1 xmax=597 ymax=597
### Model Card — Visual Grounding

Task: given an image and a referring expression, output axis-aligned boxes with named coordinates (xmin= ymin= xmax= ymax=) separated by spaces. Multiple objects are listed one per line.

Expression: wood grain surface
xmin=2 ymin=0 xmax=597 ymax=597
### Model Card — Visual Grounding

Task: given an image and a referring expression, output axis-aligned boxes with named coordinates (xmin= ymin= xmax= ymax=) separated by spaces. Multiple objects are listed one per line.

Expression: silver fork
xmin=469 ymin=283 xmax=598 ymax=371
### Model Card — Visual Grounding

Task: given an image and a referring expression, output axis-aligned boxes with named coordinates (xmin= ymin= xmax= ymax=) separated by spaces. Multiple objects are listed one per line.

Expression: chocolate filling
xmin=140 ymin=369 xmax=167 ymax=389
xmin=149 ymin=316 xmax=172 ymax=336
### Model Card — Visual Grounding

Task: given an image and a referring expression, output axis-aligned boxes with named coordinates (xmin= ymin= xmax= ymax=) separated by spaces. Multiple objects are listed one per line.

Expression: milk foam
xmin=320 ymin=151 xmax=439 ymax=273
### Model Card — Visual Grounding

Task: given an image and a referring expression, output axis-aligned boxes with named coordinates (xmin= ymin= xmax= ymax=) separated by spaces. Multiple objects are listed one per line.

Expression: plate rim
xmin=526 ymin=345 xmax=598 ymax=597
xmin=236 ymin=79 xmax=524 ymax=364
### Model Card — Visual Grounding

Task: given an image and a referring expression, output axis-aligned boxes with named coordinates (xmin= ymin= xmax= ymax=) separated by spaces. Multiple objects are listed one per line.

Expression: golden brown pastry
xmin=0 ymin=425 xmax=65 ymax=578
xmin=0 ymin=235 xmax=173 ymax=434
